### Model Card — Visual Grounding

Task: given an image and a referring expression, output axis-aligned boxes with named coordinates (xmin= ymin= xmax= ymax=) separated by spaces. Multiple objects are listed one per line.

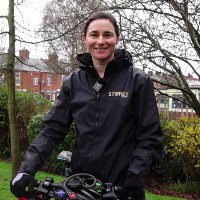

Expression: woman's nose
xmin=97 ymin=36 xmax=105 ymax=44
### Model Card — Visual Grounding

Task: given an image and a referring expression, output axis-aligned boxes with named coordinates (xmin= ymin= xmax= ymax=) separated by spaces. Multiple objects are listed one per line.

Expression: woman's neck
xmin=93 ymin=59 xmax=108 ymax=78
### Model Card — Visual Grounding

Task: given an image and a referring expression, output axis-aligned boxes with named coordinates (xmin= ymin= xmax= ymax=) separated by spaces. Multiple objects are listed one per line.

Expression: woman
xmin=11 ymin=12 xmax=163 ymax=200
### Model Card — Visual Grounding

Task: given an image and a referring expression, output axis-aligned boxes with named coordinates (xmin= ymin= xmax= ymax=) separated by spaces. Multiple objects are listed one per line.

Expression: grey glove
xmin=10 ymin=173 xmax=35 ymax=198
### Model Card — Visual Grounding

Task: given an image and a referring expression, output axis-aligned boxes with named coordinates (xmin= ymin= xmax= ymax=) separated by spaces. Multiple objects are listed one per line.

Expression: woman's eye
xmin=105 ymin=34 xmax=112 ymax=37
xmin=89 ymin=33 xmax=113 ymax=38
xmin=90 ymin=34 xmax=98 ymax=37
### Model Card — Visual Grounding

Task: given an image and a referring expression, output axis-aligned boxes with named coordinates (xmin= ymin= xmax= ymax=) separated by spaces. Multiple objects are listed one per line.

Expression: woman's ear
xmin=83 ymin=36 xmax=87 ymax=45
xmin=116 ymin=37 xmax=120 ymax=45
xmin=83 ymin=36 xmax=88 ymax=52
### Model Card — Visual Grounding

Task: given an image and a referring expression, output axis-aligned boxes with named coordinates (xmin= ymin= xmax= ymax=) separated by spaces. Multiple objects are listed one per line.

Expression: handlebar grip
xmin=68 ymin=193 xmax=83 ymax=200
xmin=50 ymin=182 xmax=62 ymax=188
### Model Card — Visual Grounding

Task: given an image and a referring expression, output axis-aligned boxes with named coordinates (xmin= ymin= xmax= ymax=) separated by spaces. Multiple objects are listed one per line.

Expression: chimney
xmin=48 ymin=52 xmax=58 ymax=67
xmin=19 ymin=48 xmax=30 ymax=59
xmin=187 ymin=73 xmax=193 ymax=80
xmin=148 ymin=71 xmax=153 ymax=77
xmin=155 ymin=71 xmax=161 ymax=77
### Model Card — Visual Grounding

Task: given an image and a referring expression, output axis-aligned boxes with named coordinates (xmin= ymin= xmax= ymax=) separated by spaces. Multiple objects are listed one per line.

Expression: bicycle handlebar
xmin=18 ymin=173 xmax=121 ymax=200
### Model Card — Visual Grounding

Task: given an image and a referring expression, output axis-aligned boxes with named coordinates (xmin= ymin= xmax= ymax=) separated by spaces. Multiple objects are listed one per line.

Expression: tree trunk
xmin=7 ymin=0 xmax=21 ymax=177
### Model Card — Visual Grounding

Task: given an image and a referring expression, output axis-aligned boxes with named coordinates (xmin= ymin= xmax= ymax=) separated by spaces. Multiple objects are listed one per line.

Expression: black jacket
xmin=19 ymin=49 xmax=163 ymax=187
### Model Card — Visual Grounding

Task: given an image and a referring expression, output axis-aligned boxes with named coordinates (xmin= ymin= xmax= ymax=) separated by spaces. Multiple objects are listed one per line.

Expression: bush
xmin=152 ymin=154 xmax=186 ymax=183
xmin=151 ymin=116 xmax=200 ymax=198
xmin=0 ymin=86 xmax=9 ymax=158
xmin=171 ymin=181 xmax=200 ymax=196
xmin=27 ymin=113 xmax=48 ymax=143
xmin=165 ymin=117 xmax=200 ymax=182
xmin=28 ymin=113 xmax=76 ymax=175
xmin=0 ymin=85 xmax=51 ymax=158
xmin=152 ymin=115 xmax=187 ymax=183
xmin=16 ymin=90 xmax=51 ymax=154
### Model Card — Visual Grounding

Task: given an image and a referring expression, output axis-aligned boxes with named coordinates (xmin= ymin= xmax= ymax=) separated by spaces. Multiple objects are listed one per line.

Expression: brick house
xmin=14 ymin=48 xmax=67 ymax=102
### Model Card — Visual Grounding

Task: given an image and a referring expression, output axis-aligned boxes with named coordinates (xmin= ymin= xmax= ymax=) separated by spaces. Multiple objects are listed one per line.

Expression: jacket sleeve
xmin=18 ymin=74 xmax=73 ymax=175
xmin=125 ymin=71 xmax=164 ymax=189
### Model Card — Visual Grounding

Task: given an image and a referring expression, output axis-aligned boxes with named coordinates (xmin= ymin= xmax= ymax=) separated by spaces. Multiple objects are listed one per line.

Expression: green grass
xmin=0 ymin=161 xmax=186 ymax=200
xmin=0 ymin=161 xmax=63 ymax=200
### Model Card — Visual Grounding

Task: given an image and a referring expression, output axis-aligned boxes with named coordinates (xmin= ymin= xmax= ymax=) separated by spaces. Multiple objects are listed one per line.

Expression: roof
xmin=148 ymin=71 xmax=200 ymax=89
xmin=15 ymin=57 xmax=55 ymax=73
xmin=187 ymin=79 xmax=200 ymax=88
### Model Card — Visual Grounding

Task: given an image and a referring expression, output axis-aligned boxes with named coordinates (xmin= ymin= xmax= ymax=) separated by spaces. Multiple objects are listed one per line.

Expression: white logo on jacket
xmin=108 ymin=92 xmax=128 ymax=98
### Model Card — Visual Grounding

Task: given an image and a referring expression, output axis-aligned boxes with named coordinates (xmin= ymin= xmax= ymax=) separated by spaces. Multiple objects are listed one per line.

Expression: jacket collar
xmin=76 ymin=49 xmax=133 ymax=73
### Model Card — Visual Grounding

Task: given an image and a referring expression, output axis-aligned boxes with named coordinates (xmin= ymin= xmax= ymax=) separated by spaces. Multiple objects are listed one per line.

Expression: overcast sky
xmin=0 ymin=0 xmax=50 ymax=59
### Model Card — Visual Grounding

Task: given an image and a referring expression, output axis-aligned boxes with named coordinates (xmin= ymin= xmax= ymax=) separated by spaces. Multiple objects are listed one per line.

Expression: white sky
xmin=0 ymin=0 xmax=50 ymax=59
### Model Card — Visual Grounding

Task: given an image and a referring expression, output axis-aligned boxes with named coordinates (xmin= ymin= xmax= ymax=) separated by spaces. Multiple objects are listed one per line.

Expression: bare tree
xmin=103 ymin=0 xmax=200 ymax=116
xmin=7 ymin=0 xmax=21 ymax=177
xmin=40 ymin=0 xmax=104 ymax=72
xmin=37 ymin=0 xmax=200 ymax=115
xmin=0 ymin=0 xmax=47 ymax=176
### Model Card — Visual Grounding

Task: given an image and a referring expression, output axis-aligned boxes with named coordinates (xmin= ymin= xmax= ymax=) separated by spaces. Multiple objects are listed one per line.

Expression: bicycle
xmin=18 ymin=151 xmax=122 ymax=200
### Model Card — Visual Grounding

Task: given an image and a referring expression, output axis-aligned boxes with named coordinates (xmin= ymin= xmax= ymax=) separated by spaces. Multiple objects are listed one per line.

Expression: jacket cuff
xmin=17 ymin=166 xmax=35 ymax=175
xmin=124 ymin=171 xmax=144 ymax=189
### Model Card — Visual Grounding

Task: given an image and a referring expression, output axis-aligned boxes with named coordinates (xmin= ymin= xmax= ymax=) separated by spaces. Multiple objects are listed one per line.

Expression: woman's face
xmin=84 ymin=19 xmax=119 ymax=63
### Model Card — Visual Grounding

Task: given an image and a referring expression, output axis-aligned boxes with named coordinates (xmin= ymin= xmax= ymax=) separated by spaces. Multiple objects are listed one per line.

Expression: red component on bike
xmin=70 ymin=193 xmax=77 ymax=199
xmin=18 ymin=195 xmax=44 ymax=200
xmin=36 ymin=195 xmax=44 ymax=199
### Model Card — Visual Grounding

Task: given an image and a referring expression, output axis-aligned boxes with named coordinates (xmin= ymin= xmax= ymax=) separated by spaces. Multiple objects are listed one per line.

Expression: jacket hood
xmin=76 ymin=49 xmax=133 ymax=71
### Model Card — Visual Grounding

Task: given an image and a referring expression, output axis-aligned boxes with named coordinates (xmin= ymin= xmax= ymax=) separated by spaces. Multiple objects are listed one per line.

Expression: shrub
xmin=160 ymin=113 xmax=170 ymax=130
xmin=27 ymin=113 xmax=48 ymax=143
xmin=165 ymin=117 xmax=200 ymax=181
xmin=0 ymin=86 xmax=9 ymax=158
xmin=16 ymin=90 xmax=51 ymax=154
xmin=173 ymin=181 xmax=200 ymax=196
xmin=0 ymin=85 xmax=51 ymax=158
xmin=151 ymin=116 xmax=200 ymax=198
xmin=152 ymin=115 xmax=187 ymax=183
xmin=28 ymin=113 xmax=76 ymax=175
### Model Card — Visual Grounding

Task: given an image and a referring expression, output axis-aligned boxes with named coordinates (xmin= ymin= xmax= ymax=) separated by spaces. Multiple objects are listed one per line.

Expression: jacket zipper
xmin=93 ymin=92 xmax=100 ymax=172
xmin=95 ymin=92 xmax=100 ymax=128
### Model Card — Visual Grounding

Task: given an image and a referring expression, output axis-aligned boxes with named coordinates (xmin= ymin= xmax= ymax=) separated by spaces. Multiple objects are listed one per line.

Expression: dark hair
xmin=83 ymin=12 xmax=119 ymax=38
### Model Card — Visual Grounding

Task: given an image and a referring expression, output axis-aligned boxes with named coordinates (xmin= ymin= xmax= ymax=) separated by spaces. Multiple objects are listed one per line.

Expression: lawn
xmin=0 ymin=161 xmax=186 ymax=200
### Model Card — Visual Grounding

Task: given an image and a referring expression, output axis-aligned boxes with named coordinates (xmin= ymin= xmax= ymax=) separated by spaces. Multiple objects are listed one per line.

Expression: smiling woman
xmin=83 ymin=12 xmax=119 ymax=78
xmin=10 ymin=11 xmax=163 ymax=200
xmin=84 ymin=19 xmax=119 ymax=77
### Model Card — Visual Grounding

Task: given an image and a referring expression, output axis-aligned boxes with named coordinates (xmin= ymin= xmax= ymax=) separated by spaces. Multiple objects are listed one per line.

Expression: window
xmin=40 ymin=90 xmax=44 ymax=97
xmin=172 ymin=94 xmax=188 ymax=108
xmin=15 ymin=72 xmax=21 ymax=86
xmin=33 ymin=76 xmax=38 ymax=85
xmin=61 ymin=75 xmax=65 ymax=82
xmin=47 ymin=74 xmax=52 ymax=86
xmin=157 ymin=94 xmax=168 ymax=104
xmin=172 ymin=99 xmax=182 ymax=108
xmin=52 ymin=91 xmax=56 ymax=102
xmin=46 ymin=90 xmax=51 ymax=100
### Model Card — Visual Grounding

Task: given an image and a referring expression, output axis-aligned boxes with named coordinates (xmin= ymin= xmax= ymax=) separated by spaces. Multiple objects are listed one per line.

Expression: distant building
xmin=5 ymin=48 xmax=68 ymax=102
xmin=147 ymin=71 xmax=200 ymax=119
